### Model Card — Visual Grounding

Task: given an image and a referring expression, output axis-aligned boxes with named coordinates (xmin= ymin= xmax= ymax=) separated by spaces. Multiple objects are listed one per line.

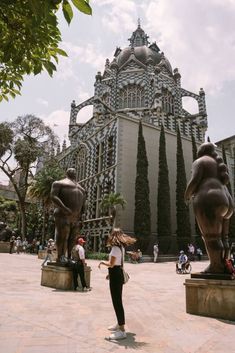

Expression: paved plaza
xmin=0 ymin=253 xmax=234 ymax=353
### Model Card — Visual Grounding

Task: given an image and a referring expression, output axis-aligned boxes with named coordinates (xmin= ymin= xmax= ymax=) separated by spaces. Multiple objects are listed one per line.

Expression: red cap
xmin=78 ymin=238 xmax=86 ymax=244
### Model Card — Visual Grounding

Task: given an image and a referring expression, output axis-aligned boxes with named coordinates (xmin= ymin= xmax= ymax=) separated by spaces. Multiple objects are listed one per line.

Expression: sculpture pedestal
xmin=185 ymin=277 xmax=235 ymax=321
xmin=41 ymin=263 xmax=91 ymax=290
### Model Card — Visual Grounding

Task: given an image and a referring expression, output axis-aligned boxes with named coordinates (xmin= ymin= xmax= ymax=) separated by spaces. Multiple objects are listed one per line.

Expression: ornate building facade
xmin=57 ymin=24 xmax=208 ymax=252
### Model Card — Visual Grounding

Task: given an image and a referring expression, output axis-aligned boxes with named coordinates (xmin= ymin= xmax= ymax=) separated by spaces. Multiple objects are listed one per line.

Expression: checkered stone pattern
xmin=57 ymin=26 xmax=209 ymax=249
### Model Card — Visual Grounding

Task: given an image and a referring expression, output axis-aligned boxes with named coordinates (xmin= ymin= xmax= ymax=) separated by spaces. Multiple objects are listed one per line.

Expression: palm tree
xmin=100 ymin=192 xmax=127 ymax=225
xmin=28 ymin=160 xmax=64 ymax=242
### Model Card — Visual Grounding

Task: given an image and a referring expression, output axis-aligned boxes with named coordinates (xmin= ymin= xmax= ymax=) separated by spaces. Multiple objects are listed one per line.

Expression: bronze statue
xmin=185 ymin=142 xmax=234 ymax=273
xmin=50 ymin=168 xmax=86 ymax=263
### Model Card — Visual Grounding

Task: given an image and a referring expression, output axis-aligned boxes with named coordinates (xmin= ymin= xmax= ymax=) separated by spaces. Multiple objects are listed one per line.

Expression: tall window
xmin=162 ymin=88 xmax=174 ymax=114
xmin=119 ymin=84 xmax=144 ymax=109
xmin=95 ymin=141 xmax=105 ymax=174
xmin=107 ymin=136 xmax=114 ymax=168
xmin=76 ymin=146 xmax=87 ymax=181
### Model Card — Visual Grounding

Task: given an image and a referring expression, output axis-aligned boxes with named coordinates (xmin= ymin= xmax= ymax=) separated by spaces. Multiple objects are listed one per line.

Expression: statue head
xmin=197 ymin=142 xmax=217 ymax=159
xmin=66 ymin=168 xmax=76 ymax=180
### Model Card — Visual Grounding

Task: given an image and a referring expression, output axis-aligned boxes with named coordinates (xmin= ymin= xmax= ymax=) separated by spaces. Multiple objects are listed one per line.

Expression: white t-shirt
xmin=71 ymin=244 xmax=85 ymax=260
xmin=109 ymin=246 xmax=124 ymax=266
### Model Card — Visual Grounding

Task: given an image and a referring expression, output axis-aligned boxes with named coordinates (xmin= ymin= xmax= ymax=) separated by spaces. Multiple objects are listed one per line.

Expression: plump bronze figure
xmin=185 ymin=142 xmax=234 ymax=273
xmin=50 ymin=168 xmax=86 ymax=263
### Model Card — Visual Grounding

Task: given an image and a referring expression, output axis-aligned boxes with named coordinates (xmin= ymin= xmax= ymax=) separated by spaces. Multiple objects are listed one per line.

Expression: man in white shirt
xmin=70 ymin=237 xmax=90 ymax=292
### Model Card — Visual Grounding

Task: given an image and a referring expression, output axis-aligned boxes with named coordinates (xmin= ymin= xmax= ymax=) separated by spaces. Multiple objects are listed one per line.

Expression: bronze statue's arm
xmin=50 ymin=182 xmax=72 ymax=215
xmin=184 ymin=160 xmax=203 ymax=202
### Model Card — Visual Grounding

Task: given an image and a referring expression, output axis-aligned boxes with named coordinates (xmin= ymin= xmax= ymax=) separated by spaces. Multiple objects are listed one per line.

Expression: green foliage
xmin=157 ymin=124 xmax=171 ymax=253
xmin=191 ymin=130 xmax=197 ymax=162
xmin=0 ymin=114 xmax=58 ymax=238
xmin=191 ymin=130 xmax=200 ymax=235
xmin=0 ymin=0 xmax=92 ymax=101
xmin=176 ymin=125 xmax=191 ymax=249
xmin=100 ymin=192 xmax=127 ymax=214
xmin=28 ymin=159 xmax=65 ymax=206
xmin=86 ymin=252 xmax=109 ymax=260
xmin=222 ymin=144 xmax=235 ymax=238
xmin=0 ymin=195 xmax=18 ymax=226
xmin=134 ymin=121 xmax=151 ymax=252
xmin=0 ymin=123 xmax=14 ymax=158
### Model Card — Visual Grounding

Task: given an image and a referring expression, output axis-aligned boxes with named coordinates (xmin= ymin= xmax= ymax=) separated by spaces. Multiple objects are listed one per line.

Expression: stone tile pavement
xmin=0 ymin=253 xmax=234 ymax=353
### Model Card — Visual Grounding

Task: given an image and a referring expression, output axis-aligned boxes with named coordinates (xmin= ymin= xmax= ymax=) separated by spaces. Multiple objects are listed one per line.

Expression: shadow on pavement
xmin=105 ymin=332 xmax=149 ymax=349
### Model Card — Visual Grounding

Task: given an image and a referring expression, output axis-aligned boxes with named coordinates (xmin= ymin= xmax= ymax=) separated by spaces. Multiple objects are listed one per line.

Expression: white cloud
xmin=61 ymin=41 xmax=108 ymax=71
xmin=36 ymin=98 xmax=49 ymax=107
xmin=144 ymin=0 xmax=235 ymax=95
xmin=95 ymin=0 xmax=137 ymax=33
xmin=39 ymin=110 xmax=70 ymax=144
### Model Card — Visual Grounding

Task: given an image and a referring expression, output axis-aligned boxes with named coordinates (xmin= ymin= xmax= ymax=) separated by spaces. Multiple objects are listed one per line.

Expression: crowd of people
xmin=9 ymin=236 xmax=50 ymax=255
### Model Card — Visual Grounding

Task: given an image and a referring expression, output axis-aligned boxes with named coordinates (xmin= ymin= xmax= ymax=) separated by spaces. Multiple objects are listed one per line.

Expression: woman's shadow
xmin=105 ymin=332 xmax=149 ymax=350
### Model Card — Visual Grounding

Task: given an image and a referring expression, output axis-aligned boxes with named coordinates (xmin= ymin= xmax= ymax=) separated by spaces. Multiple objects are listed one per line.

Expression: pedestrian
xmin=188 ymin=243 xmax=195 ymax=261
xmin=22 ymin=239 xmax=28 ymax=253
xmin=153 ymin=243 xmax=159 ymax=263
xmin=176 ymin=250 xmax=188 ymax=272
xmin=196 ymin=247 xmax=203 ymax=261
xmin=15 ymin=236 xmax=22 ymax=254
xmin=70 ymin=237 xmax=91 ymax=292
xmin=41 ymin=239 xmax=54 ymax=267
xmin=9 ymin=235 xmax=16 ymax=254
xmin=98 ymin=228 xmax=136 ymax=340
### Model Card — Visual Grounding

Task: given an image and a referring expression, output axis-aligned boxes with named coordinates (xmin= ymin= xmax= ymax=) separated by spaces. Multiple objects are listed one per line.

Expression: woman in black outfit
xmin=98 ymin=228 xmax=136 ymax=340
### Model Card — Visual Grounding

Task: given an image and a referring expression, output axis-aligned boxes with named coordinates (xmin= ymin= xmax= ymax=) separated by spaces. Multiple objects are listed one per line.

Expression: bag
xmin=122 ymin=269 xmax=130 ymax=284
xmin=225 ymin=259 xmax=235 ymax=275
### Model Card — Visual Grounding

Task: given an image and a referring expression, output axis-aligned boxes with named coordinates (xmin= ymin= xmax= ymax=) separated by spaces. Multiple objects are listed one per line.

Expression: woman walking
xmin=98 ymin=228 xmax=136 ymax=340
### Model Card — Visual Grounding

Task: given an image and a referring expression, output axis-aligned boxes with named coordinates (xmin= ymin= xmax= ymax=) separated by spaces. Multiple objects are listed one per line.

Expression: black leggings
xmin=109 ymin=266 xmax=125 ymax=326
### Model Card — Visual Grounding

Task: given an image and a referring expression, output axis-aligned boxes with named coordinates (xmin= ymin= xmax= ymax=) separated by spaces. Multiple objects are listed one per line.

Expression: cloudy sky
xmin=0 ymin=0 xmax=235 ymax=184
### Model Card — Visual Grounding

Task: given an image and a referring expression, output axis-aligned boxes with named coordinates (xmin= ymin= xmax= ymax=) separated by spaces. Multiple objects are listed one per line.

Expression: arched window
xmin=119 ymin=84 xmax=144 ymax=109
xmin=162 ymin=88 xmax=174 ymax=114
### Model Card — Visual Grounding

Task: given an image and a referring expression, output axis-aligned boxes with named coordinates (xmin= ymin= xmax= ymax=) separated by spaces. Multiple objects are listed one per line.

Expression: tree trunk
xmin=19 ymin=200 xmax=27 ymax=240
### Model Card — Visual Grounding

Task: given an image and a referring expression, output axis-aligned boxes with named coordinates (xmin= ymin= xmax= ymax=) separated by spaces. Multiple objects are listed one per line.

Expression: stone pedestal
xmin=41 ymin=263 xmax=91 ymax=290
xmin=38 ymin=250 xmax=57 ymax=260
xmin=185 ymin=278 xmax=235 ymax=321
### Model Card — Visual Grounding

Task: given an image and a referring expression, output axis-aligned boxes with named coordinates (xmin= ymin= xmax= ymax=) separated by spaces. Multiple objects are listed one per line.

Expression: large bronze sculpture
xmin=50 ymin=168 xmax=86 ymax=263
xmin=185 ymin=142 xmax=234 ymax=274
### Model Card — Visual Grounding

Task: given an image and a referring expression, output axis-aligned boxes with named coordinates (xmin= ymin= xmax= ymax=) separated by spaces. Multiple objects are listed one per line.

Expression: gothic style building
xmin=57 ymin=24 xmax=208 ymax=252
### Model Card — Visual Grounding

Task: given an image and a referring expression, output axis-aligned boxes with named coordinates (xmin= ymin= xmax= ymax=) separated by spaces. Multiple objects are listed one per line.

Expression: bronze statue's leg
xmin=54 ymin=217 xmax=70 ymax=262
xmin=222 ymin=218 xmax=230 ymax=260
xmin=202 ymin=234 xmax=225 ymax=273
xmin=67 ymin=222 xmax=81 ymax=259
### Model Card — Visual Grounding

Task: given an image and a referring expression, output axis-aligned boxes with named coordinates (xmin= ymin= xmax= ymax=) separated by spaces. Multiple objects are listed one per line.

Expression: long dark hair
xmin=106 ymin=228 xmax=136 ymax=247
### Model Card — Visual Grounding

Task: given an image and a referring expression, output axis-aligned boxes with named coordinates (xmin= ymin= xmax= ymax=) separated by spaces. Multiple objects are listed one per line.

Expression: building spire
xmin=128 ymin=21 xmax=149 ymax=47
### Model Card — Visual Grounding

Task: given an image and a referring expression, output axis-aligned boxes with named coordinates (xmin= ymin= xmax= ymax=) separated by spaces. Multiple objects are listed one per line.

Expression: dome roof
xmin=112 ymin=24 xmax=173 ymax=74
xmin=116 ymin=46 xmax=162 ymax=68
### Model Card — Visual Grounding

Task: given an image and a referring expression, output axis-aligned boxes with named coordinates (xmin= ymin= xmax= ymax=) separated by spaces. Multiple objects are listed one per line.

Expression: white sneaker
xmin=108 ymin=330 xmax=127 ymax=340
xmin=83 ymin=287 xmax=91 ymax=292
xmin=108 ymin=323 xmax=119 ymax=331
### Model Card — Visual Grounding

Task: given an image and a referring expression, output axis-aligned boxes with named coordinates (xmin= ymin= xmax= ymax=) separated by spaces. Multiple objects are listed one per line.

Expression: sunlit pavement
xmin=0 ymin=253 xmax=234 ymax=353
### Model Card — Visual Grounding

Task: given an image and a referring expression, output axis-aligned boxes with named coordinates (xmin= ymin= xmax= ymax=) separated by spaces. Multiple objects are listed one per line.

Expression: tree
xmin=134 ymin=120 xmax=151 ymax=252
xmin=191 ymin=129 xmax=201 ymax=237
xmin=28 ymin=158 xmax=65 ymax=242
xmin=191 ymin=129 xmax=198 ymax=162
xmin=0 ymin=0 xmax=92 ymax=101
xmin=0 ymin=114 xmax=58 ymax=238
xmin=222 ymin=144 xmax=235 ymax=239
xmin=157 ymin=124 xmax=171 ymax=253
xmin=100 ymin=192 xmax=127 ymax=226
xmin=176 ymin=125 xmax=191 ymax=250
xmin=0 ymin=195 xmax=18 ymax=227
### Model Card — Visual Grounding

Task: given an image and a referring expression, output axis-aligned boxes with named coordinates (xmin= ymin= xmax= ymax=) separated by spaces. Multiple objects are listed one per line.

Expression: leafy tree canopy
xmin=0 ymin=0 xmax=92 ymax=101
